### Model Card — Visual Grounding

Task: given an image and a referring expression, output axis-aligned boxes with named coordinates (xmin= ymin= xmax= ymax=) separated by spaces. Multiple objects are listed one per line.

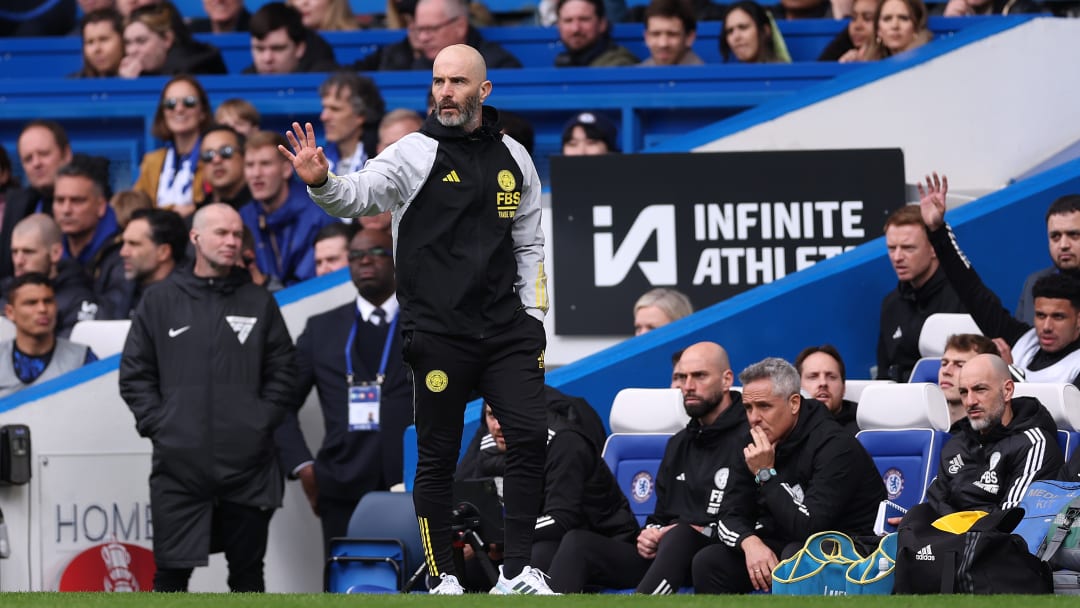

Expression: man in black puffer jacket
xmin=926 ymin=354 xmax=1063 ymax=514
xmin=692 ymin=357 xmax=886 ymax=595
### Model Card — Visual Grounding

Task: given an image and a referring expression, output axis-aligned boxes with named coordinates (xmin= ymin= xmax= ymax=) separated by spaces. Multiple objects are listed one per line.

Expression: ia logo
xmin=592 ymin=205 xmax=677 ymax=287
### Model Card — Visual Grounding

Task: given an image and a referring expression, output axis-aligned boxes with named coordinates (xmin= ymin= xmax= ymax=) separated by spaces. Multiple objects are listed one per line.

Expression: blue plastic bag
xmin=772 ymin=531 xmax=861 ymax=595
xmin=845 ymin=533 xmax=897 ymax=595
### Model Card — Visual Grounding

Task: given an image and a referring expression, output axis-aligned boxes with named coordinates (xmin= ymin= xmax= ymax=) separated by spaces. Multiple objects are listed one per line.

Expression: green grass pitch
xmin=0 ymin=594 xmax=1077 ymax=607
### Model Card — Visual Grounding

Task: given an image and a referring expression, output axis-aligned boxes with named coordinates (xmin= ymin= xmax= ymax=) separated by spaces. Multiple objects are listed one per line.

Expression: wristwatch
xmin=755 ymin=467 xmax=777 ymax=485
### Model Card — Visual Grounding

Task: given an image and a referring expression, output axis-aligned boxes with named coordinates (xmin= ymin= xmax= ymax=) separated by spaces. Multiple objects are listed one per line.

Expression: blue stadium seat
xmin=601 ymin=433 xmax=669 ymax=527
xmin=326 ymin=538 xmax=406 ymax=593
xmin=856 ymin=383 xmax=952 ymax=512
xmin=1012 ymin=383 xmax=1080 ymax=461
xmin=908 ymin=357 xmax=941 ymax=384
xmin=326 ymin=491 xmax=424 ymax=593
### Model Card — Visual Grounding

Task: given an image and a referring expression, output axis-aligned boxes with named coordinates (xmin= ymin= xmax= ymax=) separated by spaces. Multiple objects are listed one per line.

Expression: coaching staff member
xmin=280 ymin=44 xmax=552 ymax=595
xmin=119 ymin=203 xmax=297 ymax=592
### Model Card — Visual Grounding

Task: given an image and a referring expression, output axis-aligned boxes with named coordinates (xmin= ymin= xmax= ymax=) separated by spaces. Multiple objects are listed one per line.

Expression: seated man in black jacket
xmin=692 ymin=357 xmax=885 ymax=594
xmin=546 ymin=341 xmax=747 ymax=594
xmin=925 ymin=354 xmax=1062 ymax=515
xmin=457 ymin=394 xmax=638 ymax=588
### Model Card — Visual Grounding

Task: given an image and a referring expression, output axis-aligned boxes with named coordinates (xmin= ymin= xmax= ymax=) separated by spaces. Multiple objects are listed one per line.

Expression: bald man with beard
xmin=924 ymin=354 xmax=1062 ymax=515
xmin=546 ymin=342 xmax=751 ymax=594
xmin=282 ymin=45 xmax=550 ymax=595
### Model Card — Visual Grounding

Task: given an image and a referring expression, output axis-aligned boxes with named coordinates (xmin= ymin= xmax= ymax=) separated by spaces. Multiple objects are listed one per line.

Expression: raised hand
xmin=917 ymin=172 xmax=948 ymax=231
xmin=279 ymin=122 xmax=330 ymax=187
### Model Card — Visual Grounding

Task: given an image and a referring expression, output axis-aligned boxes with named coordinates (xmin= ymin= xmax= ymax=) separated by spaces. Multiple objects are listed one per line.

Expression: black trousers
xmin=318 ymin=495 xmax=361 ymax=559
xmin=153 ymin=502 xmax=273 ymax=592
xmin=407 ymin=314 xmax=547 ymax=581
xmin=691 ymin=537 xmax=797 ymax=594
xmin=636 ymin=523 xmax=717 ymax=594
xmin=546 ymin=529 xmax=650 ymax=592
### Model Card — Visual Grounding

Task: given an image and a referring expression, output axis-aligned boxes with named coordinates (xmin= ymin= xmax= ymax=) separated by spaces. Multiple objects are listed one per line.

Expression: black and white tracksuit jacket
xmin=308 ymin=106 xmax=547 ymax=338
xmin=927 ymin=396 xmax=1063 ymax=514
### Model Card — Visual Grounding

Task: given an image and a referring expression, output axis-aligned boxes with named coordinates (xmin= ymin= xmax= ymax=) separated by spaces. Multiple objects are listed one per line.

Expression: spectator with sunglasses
xmin=238 ymin=131 xmax=337 ymax=286
xmin=275 ymin=226 xmax=413 ymax=558
xmin=199 ymin=125 xmax=252 ymax=210
xmin=134 ymin=76 xmax=212 ymax=216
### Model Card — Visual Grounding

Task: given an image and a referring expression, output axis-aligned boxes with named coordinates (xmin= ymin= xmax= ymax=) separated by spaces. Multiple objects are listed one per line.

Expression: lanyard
xmin=345 ymin=310 xmax=398 ymax=386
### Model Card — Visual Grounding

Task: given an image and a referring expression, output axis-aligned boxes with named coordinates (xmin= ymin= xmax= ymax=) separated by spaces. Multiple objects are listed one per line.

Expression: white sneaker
xmin=489 ymin=565 xmax=561 ymax=595
xmin=429 ymin=573 xmax=464 ymax=595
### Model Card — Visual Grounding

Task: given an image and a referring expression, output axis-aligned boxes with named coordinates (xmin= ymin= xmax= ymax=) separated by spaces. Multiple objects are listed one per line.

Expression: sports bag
xmin=844 ymin=533 xmax=897 ymax=595
xmin=1037 ymin=495 xmax=1080 ymax=571
xmin=894 ymin=503 xmax=1052 ymax=594
xmin=1016 ymin=480 xmax=1080 ymax=554
xmin=772 ymin=531 xmax=861 ymax=595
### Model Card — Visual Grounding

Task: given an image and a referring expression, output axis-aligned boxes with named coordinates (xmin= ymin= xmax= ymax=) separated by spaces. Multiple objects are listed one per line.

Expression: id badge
xmin=348 ymin=383 xmax=381 ymax=431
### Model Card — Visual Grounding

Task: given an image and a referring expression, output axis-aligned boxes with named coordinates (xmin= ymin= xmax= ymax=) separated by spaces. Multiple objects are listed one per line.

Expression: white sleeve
xmin=504 ymin=136 xmax=548 ymax=320
xmin=306 ymin=133 xmax=438 ymax=219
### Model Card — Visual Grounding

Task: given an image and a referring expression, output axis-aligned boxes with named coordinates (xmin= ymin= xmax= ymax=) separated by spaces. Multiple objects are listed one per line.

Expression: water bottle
xmin=877 ymin=556 xmax=889 ymax=577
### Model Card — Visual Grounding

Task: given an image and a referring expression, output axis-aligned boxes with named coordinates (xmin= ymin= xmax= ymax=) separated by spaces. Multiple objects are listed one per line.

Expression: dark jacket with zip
xmin=119 ymin=263 xmax=296 ymax=567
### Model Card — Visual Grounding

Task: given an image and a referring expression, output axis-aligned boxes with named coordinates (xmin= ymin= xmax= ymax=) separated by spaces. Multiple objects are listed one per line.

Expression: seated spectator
xmin=562 ymin=112 xmax=619 ymax=156
xmin=920 ymin=173 xmax=1080 ymax=388
xmin=795 ymin=344 xmax=858 ymax=435
xmin=878 ymin=204 xmax=965 ymax=382
xmin=538 ymin=0 xmax=629 ymax=27
xmin=116 ymin=208 xmax=187 ymax=318
xmin=200 ymin=125 xmax=251 ymax=210
xmin=73 ymin=9 xmax=125 ymax=78
xmin=816 ymin=0 xmax=875 ymax=61
xmin=52 ymin=158 xmax=126 ymax=318
xmin=938 ymin=333 xmax=999 ymax=426
xmin=377 ymin=108 xmax=425 ymax=155
xmin=547 ymin=341 xmax=746 ymax=594
xmin=0 ymin=274 xmax=98 ymax=398
xmin=133 ymin=75 xmax=212 ymax=214
xmin=860 ymin=0 xmax=930 ymax=61
xmin=214 ymin=99 xmax=262 ymax=139
xmin=1017 ymin=195 xmax=1080 ymax=325
xmin=923 ymin=354 xmax=1061 ymax=515
xmin=498 ymin=111 xmax=535 ymax=156
xmin=640 ymin=0 xmax=704 ymax=66
xmin=1 ymin=121 xmax=74 ymax=282
xmin=554 ymin=0 xmax=638 ymax=67
xmin=3 ymin=214 xmax=99 ymax=338
xmin=719 ymin=1 xmax=791 ymax=64
xmin=356 ymin=0 xmax=521 ymax=71
xmin=0 ymin=0 xmax=76 ymax=37
xmin=313 ymin=222 xmax=356 ymax=276
xmin=691 ymin=357 xmax=885 ymax=594
xmin=119 ymin=2 xmax=228 ymax=78
xmin=110 ymin=189 xmax=153 ymax=230
xmin=940 ymin=0 xmax=1040 ymax=16
xmin=244 ymin=3 xmax=338 ymax=74
xmin=239 ymin=132 xmax=337 ymax=286
xmin=288 ymin=0 xmax=359 ymax=30
xmin=319 ymin=72 xmax=385 ymax=176
xmin=189 ymin=0 xmax=251 ymax=33
xmin=632 ymin=286 xmax=693 ymax=335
